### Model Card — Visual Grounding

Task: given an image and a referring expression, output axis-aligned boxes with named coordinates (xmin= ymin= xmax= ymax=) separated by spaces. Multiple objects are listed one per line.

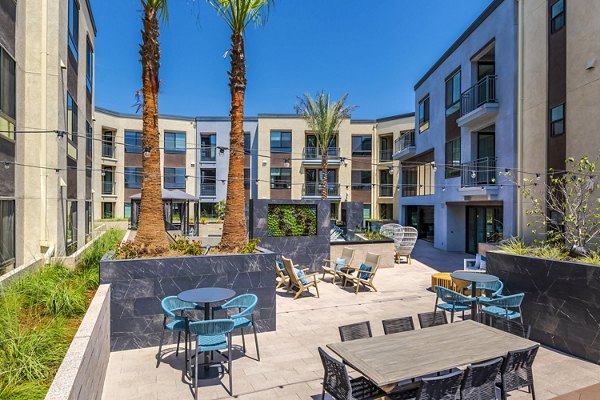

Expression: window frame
xmin=550 ymin=0 xmax=565 ymax=33
xmin=244 ymin=132 xmax=251 ymax=154
xmin=86 ymin=37 xmax=93 ymax=93
xmin=0 ymin=200 xmax=15 ymax=267
xmin=270 ymin=130 xmax=292 ymax=153
xmin=124 ymin=130 xmax=143 ymax=153
xmin=351 ymin=170 xmax=372 ymax=190
xmin=124 ymin=167 xmax=143 ymax=189
xmin=68 ymin=0 xmax=80 ymax=61
xmin=0 ymin=47 xmax=16 ymax=140
xmin=85 ymin=121 xmax=93 ymax=158
xmin=445 ymin=69 xmax=461 ymax=115
xmin=550 ymin=103 xmax=565 ymax=137
xmin=164 ymin=167 xmax=186 ymax=189
xmin=351 ymin=135 xmax=372 ymax=157
xmin=270 ymin=167 xmax=292 ymax=189
xmin=164 ymin=131 xmax=186 ymax=154
xmin=445 ymin=138 xmax=461 ymax=178
xmin=418 ymin=95 xmax=430 ymax=133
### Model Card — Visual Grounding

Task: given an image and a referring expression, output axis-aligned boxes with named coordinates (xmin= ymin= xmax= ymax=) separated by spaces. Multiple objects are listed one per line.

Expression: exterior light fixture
xmin=284 ymin=158 xmax=290 ymax=168
xmin=262 ymin=160 xmax=267 ymax=166
xmin=432 ymin=163 xmax=437 ymax=172
xmin=389 ymin=166 xmax=394 ymax=175
xmin=3 ymin=162 xmax=9 ymax=169
xmin=221 ymin=180 xmax=226 ymax=184
xmin=340 ymin=157 xmax=348 ymax=166
xmin=471 ymin=170 xmax=477 ymax=179
xmin=442 ymin=186 xmax=446 ymax=192
xmin=143 ymin=147 xmax=152 ymax=158
xmin=536 ymin=173 xmax=541 ymax=180
xmin=217 ymin=146 xmax=226 ymax=155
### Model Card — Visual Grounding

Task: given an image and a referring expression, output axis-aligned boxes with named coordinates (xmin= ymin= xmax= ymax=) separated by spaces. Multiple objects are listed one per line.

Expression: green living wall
xmin=267 ymin=204 xmax=317 ymax=237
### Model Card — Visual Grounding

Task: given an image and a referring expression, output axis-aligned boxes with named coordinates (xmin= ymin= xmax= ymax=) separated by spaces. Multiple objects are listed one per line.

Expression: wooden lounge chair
xmin=340 ymin=253 xmax=381 ymax=294
xmin=321 ymin=247 xmax=355 ymax=284
xmin=275 ymin=260 xmax=309 ymax=290
xmin=282 ymin=257 xmax=320 ymax=300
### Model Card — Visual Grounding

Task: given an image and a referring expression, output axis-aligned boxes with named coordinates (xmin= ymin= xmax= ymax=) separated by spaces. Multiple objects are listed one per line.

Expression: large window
xmin=164 ymin=167 xmax=186 ymax=189
xmin=66 ymin=201 xmax=78 ymax=255
xmin=550 ymin=104 xmax=565 ymax=137
xmin=86 ymin=38 xmax=93 ymax=92
xmin=418 ymin=96 xmax=430 ymax=133
xmin=67 ymin=93 xmax=77 ymax=159
xmin=86 ymin=121 xmax=93 ymax=158
xmin=380 ymin=204 xmax=393 ymax=220
xmin=402 ymin=161 xmax=435 ymax=197
xmin=200 ymin=169 xmax=216 ymax=196
xmin=270 ymin=131 xmax=292 ymax=153
xmin=0 ymin=200 xmax=15 ymax=267
xmin=445 ymin=70 xmax=461 ymax=115
xmin=102 ymin=131 xmax=115 ymax=158
xmin=351 ymin=170 xmax=371 ymax=190
xmin=102 ymin=202 xmax=114 ymax=219
xmin=445 ymin=138 xmax=461 ymax=178
xmin=244 ymin=132 xmax=251 ymax=154
xmin=270 ymin=168 xmax=291 ymax=189
xmin=0 ymin=48 xmax=16 ymax=140
xmin=352 ymin=136 xmax=372 ymax=156
xmin=124 ymin=167 xmax=142 ymax=188
xmin=165 ymin=131 xmax=186 ymax=153
xmin=362 ymin=204 xmax=371 ymax=220
xmin=200 ymin=134 xmax=216 ymax=161
xmin=244 ymin=168 xmax=250 ymax=190
xmin=125 ymin=131 xmax=142 ymax=153
xmin=85 ymin=201 xmax=92 ymax=242
xmin=551 ymin=0 xmax=565 ymax=33
xmin=68 ymin=0 xmax=79 ymax=61
xmin=102 ymin=166 xmax=114 ymax=195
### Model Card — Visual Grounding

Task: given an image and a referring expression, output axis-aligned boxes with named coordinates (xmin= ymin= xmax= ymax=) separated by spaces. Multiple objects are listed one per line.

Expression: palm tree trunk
xmin=134 ymin=3 xmax=169 ymax=253
xmin=321 ymin=155 xmax=328 ymax=200
xmin=220 ymin=31 xmax=248 ymax=252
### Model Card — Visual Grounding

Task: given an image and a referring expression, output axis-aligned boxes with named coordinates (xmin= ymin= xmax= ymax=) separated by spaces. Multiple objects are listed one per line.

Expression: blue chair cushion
xmin=166 ymin=319 xmax=187 ymax=331
xmin=197 ymin=334 xmax=228 ymax=352
xmin=295 ymin=268 xmax=309 ymax=285
xmin=232 ymin=316 xmax=253 ymax=329
xmin=334 ymin=258 xmax=347 ymax=271
xmin=358 ymin=264 xmax=371 ymax=280
xmin=437 ymin=303 xmax=471 ymax=312
xmin=276 ymin=260 xmax=287 ymax=275
xmin=481 ymin=306 xmax=521 ymax=320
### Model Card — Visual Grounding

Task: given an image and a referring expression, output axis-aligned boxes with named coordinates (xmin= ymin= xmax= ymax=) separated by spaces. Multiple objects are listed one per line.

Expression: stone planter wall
xmin=100 ymin=249 xmax=276 ymax=351
xmin=487 ymin=251 xmax=600 ymax=364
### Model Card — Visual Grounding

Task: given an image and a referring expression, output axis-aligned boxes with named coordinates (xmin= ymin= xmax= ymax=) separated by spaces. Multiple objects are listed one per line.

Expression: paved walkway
xmin=102 ymin=243 xmax=600 ymax=400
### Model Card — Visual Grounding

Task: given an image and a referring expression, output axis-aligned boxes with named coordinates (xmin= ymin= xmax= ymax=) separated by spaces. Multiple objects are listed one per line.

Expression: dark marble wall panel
xmin=487 ymin=252 xmax=600 ymax=364
xmin=100 ymin=248 xmax=277 ymax=351
xmin=249 ymin=199 xmax=330 ymax=272
xmin=343 ymin=202 xmax=364 ymax=231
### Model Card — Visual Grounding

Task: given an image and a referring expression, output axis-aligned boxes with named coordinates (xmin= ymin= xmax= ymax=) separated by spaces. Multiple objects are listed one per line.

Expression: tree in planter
xmin=134 ymin=0 xmax=170 ymax=254
xmin=521 ymin=156 xmax=600 ymax=254
xmin=208 ymin=0 xmax=272 ymax=252
xmin=295 ymin=92 xmax=355 ymax=200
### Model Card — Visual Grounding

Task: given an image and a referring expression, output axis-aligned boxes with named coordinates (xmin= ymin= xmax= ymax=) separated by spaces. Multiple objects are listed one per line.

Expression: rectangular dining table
xmin=326 ymin=320 xmax=538 ymax=387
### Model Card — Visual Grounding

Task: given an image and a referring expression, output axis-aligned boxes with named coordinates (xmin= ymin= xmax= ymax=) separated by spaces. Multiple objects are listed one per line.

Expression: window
xmin=124 ymin=167 xmax=142 ymax=188
xmin=0 ymin=200 xmax=15 ymax=267
xmin=164 ymin=167 xmax=186 ymax=189
xmin=124 ymin=203 xmax=131 ymax=219
xmin=200 ymin=203 xmax=217 ymax=217
xmin=244 ymin=132 xmax=251 ymax=154
xmin=85 ymin=201 xmax=92 ymax=242
xmin=418 ymin=96 xmax=430 ymax=133
xmin=102 ymin=202 xmax=114 ymax=219
xmin=402 ymin=161 xmax=435 ymax=197
xmin=200 ymin=134 xmax=216 ymax=161
xmin=102 ymin=166 xmax=114 ymax=194
xmin=352 ymin=136 xmax=372 ymax=156
xmin=551 ymin=0 xmax=565 ymax=33
xmin=330 ymin=203 xmax=338 ymax=220
xmin=66 ymin=201 xmax=78 ymax=255
xmin=164 ymin=131 xmax=186 ymax=153
xmin=351 ymin=170 xmax=371 ymax=190
xmin=270 ymin=168 xmax=291 ymax=189
xmin=102 ymin=131 xmax=115 ymax=158
xmin=270 ymin=131 xmax=292 ymax=152
xmin=445 ymin=138 xmax=461 ymax=178
xmin=550 ymin=104 xmax=565 ymax=136
xmin=125 ymin=131 xmax=142 ymax=153
xmin=380 ymin=204 xmax=393 ymax=220
xmin=478 ymin=62 xmax=495 ymax=81
xmin=362 ymin=204 xmax=371 ymax=220
xmin=68 ymin=0 xmax=79 ymax=61
xmin=244 ymin=168 xmax=250 ymax=190
xmin=67 ymin=93 xmax=77 ymax=159
xmin=86 ymin=39 xmax=93 ymax=92
xmin=0 ymin=48 xmax=16 ymax=140
xmin=86 ymin=121 xmax=92 ymax=158
xmin=445 ymin=70 xmax=461 ymax=115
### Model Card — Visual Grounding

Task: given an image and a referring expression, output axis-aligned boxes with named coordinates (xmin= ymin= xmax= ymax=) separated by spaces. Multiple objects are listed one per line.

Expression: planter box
xmin=487 ymin=251 xmax=600 ymax=364
xmin=100 ymin=248 xmax=276 ymax=351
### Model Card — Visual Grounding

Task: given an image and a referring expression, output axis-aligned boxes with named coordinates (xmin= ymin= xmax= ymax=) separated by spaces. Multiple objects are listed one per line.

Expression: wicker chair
xmin=394 ymin=226 xmax=418 ymax=264
xmin=382 ymin=316 xmax=415 ymax=335
xmin=390 ymin=369 xmax=464 ymax=400
xmin=338 ymin=321 xmax=373 ymax=342
xmin=340 ymin=253 xmax=381 ymax=294
xmin=494 ymin=319 xmax=531 ymax=339
xmin=322 ymin=247 xmax=355 ymax=284
xmin=417 ymin=311 xmax=448 ymax=329
xmin=460 ymin=357 xmax=504 ymax=400
xmin=281 ymin=256 xmax=320 ymax=300
xmin=318 ymin=347 xmax=386 ymax=400
xmin=498 ymin=345 xmax=539 ymax=400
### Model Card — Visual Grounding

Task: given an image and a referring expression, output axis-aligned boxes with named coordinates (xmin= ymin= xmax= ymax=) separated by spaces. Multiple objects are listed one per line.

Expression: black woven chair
xmin=494 ymin=319 xmax=531 ymax=339
xmin=417 ymin=311 xmax=448 ymax=329
xmin=390 ymin=369 xmax=464 ymax=400
xmin=461 ymin=357 xmax=503 ymax=400
xmin=498 ymin=344 xmax=539 ymax=400
xmin=338 ymin=321 xmax=373 ymax=342
xmin=382 ymin=316 xmax=415 ymax=335
xmin=318 ymin=347 xmax=386 ymax=400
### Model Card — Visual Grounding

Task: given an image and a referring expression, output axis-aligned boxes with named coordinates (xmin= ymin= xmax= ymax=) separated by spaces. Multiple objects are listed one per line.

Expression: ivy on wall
xmin=267 ymin=204 xmax=317 ymax=237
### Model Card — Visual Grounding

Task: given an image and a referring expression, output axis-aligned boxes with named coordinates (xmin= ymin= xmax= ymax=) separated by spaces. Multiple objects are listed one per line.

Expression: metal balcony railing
xmin=461 ymin=157 xmax=497 ymax=187
xmin=302 ymin=183 xmax=340 ymax=197
xmin=394 ymin=130 xmax=415 ymax=153
xmin=379 ymin=184 xmax=394 ymax=197
xmin=379 ymin=149 xmax=393 ymax=162
xmin=102 ymin=143 xmax=115 ymax=158
xmin=302 ymin=147 xmax=340 ymax=160
xmin=460 ymin=75 xmax=497 ymax=116
xmin=102 ymin=181 xmax=114 ymax=195
xmin=200 ymin=184 xmax=216 ymax=196
xmin=200 ymin=147 xmax=216 ymax=162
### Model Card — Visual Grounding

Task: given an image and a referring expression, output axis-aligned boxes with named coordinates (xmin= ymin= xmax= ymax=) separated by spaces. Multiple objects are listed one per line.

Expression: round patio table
xmin=178 ymin=287 xmax=236 ymax=378
xmin=450 ymin=271 xmax=499 ymax=322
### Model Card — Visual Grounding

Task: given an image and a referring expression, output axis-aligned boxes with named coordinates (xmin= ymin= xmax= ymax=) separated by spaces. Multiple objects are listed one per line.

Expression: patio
xmin=101 ymin=241 xmax=600 ymax=400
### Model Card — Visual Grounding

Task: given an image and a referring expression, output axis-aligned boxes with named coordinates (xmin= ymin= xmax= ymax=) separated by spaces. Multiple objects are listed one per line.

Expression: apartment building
xmin=518 ymin=0 xmax=600 ymax=241
xmin=93 ymin=108 xmax=196 ymax=222
xmin=398 ymin=0 xmax=518 ymax=252
xmin=0 ymin=0 xmax=96 ymax=269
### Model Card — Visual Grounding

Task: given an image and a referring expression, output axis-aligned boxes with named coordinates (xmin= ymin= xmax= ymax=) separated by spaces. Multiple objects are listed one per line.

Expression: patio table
xmin=450 ymin=271 xmax=499 ymax=321
xmin=327 ymin=320 xmax=537 ymax=388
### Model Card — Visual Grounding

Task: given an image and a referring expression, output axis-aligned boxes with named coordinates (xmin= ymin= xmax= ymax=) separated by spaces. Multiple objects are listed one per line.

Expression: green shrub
xmin=267 ymin=204 xmax=317 ymax=237
xmin=170 ymin=237 xmax=204 ymax=256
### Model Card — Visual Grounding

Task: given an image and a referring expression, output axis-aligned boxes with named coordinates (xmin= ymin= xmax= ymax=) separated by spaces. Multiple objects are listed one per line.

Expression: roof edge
xmin=85 ymin=0 xmax=97 ymax=35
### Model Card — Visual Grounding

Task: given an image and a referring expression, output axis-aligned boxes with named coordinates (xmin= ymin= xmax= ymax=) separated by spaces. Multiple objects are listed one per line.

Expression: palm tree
xmin=134 ymin=0 xmax=170 ymax=253
xmin=208 ymin=0 xmax=272 ymax=252
xmin=295 ymin=92 xmax=355 ymax=199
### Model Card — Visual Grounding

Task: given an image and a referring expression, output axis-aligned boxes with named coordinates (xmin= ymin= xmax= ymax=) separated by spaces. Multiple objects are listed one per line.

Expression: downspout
xmin=516 ymin=0 xmax=525 ymax=238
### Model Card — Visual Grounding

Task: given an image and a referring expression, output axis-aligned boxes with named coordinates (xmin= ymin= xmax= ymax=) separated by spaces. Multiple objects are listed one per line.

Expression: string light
xmin=143 ymin=147 xmax=151 ymax=158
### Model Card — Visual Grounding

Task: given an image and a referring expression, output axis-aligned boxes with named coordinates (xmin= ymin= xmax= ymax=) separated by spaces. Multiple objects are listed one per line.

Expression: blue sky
xmin=91 ymin=0 xmax=493 ymax=119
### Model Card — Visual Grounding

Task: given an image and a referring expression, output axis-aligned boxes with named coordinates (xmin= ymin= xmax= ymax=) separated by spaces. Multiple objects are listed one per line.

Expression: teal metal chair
xmin=481 ymin=293 xmax=525 ymax=325
xmin=213 ymin=293 xmax=260 ymax=360
xmin=472 ymin=280 xmax=504 ymax=313
xmin=434 ymin=286 xmax=474 ymax=323
xmin=189 ymin=319 xmax=235 ymax=399
xmin=157 ymin=296 xmax=200 ymax=368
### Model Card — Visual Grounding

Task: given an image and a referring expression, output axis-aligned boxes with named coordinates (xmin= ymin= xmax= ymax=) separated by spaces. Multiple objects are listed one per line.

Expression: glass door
xmin=466 ymin=206 xmax=503 ymax=254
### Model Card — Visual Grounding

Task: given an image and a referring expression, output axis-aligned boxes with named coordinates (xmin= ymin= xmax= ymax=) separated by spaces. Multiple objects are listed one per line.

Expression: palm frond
xmin=143 ymin=0 xmax=169 ymax=22
xmin=207 ymin=0 xmax=272 ymax=32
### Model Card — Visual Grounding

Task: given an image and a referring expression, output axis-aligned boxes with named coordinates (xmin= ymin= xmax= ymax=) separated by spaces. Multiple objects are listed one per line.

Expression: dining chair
xmin=460 ymin=357 xmax=504 ymax=400
xmin=390 ymin=369 xmax=464 ymax=400
xmin=434 ymin=286 xmax=474 ymax=323
xmin=188 ymin=319 xmax=235 ymax=399
xmin=382 ymin=316 xmax=415 ymax=335
xmin=481 ymin=293 xmax=525 ymax=324
xmin=318 ymin=347 xmax=386 ymax=400
xmin=338 ymin=321 xmax=372 ymax=342
xmin=212 ymin=293 xmax=260 ymax=361
xmin=417 ymin=311 xmax=448 ymax=329
xmin=156 ymin=296 xmax=199 ymax=368
xmin=493 ymin=319 xmax=531 ymax=339
xmin=498 ymin=344 xmax=539 ymax=400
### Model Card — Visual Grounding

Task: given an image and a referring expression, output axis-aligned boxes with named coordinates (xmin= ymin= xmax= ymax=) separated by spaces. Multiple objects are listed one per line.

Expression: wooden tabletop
xmin=327 ymin=320 xmax=538 ymax=387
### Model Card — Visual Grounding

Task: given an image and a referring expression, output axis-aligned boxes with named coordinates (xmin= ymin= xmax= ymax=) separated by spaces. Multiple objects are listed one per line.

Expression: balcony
xmin=459 ymin=157 xmax=499 ymax=198
xmin=102 ymin=143 xmax=115 ymax=159
xmin=199 ymin=183 xmax=216 ymax=197
xmin=302 ymin=147 xmax=341 ymax=166
xmin=379 ymin=184 xmax=394 ymax=198
xmin=379 ymin=149 xmax=393 ymax=162
xmin=457 ymin=75 xmax=499 ymax=130
xmin=393 ymin=130 xmax=416 ymax=161
xmin=302 ymin=183 xmax=340 ymax=199
xmin=200 ymin=147 xmax=216 ymax=162
xmin=102 ymin=181 xmax=114 ymax=195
